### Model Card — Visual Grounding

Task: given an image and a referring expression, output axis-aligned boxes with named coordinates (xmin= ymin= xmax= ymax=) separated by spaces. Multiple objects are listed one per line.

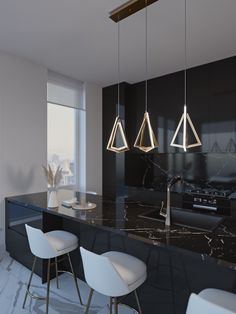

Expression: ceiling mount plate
xmin=109 ymin=0 xmax=159 ymax=22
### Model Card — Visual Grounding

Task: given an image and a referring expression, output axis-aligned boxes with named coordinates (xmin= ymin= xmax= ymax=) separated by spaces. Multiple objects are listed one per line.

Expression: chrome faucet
xmin=160 ymin=175 xmax=182 ymax=227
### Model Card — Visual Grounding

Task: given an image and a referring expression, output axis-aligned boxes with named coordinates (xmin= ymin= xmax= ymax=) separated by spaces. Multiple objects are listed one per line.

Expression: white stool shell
xmin=80 ymin=247 xmax=147 ymax=314
xmin=186 ymin=288 xmax=236 ymax=314
xmin=102 ymin=251 xmax=147 ymax=293
xmin=26 ymin=225 xmax=78 ymax=259
xmin=23 ymin=224 xmax=82 ymax=314
xmin=46 ymin=230 xmax=78 ymax=256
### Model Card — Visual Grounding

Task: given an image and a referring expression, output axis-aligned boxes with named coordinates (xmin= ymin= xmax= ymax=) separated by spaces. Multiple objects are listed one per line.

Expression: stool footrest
xmin=109 ymin=303 xmax=139 ymax=314
xmin=26 ymin=288 xmax=47 ymax=301
xmin=57 ymin=270 xmax=74 ymax=276
xmin=50 ymin=256 xmax=68 ymax=266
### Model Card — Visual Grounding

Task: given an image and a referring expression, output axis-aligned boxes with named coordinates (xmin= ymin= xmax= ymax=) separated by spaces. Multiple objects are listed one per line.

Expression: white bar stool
xmin=23 ymin=224 xmax=83 ymax=314
xmin=186 ymin=288 xmax=236 ymax=314
xmin=80 ymin=247 xmax=147 ymax=314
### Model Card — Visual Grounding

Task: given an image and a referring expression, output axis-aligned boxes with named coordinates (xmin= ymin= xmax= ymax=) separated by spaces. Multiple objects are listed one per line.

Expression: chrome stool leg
xmin=85 ymin=288 xmax=94 ymax=314
xmin=134 ymin=290 xmax=143 ymax=314
xmin=22 ymin=256 xmax=37 ymax=309
xmin=55 ymin=257 xmax=59 ymax=289
xmin=67 ymin=253 xmax=83 ymax=305
xmin=110 ymin=297 xmax=113 ymax=314
xmin=114 ymin=297 xmax=118 ymax=314
xmin=46 ymin=259 xmax=51 ymax=314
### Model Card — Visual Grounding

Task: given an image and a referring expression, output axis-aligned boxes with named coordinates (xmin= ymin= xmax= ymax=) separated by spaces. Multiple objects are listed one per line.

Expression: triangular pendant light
xmin=107 ymin=18 xmax=129 ymax=153
xmin=170 ymin=0 xmax=201 ymax=151
xmin=170 ymin=105 xmax=201 ymax=152
xmin=134 ymin=111 xmax=158 ymax=152
xmin=134 ymin=1 xmax=158 ymax=152
xmin=107 ymin=116 xmax=129 ymax=153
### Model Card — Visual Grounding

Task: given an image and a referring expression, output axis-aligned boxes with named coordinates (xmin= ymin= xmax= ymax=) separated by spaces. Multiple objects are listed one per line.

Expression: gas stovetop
xmin=184 ymin=187 xmax=232 ymax=215
xmin=188 ymin=188 xmax=233 ymax=198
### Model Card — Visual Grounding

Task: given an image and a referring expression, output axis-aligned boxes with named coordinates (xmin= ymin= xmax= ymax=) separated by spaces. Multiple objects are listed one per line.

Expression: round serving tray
xmin=72 ymin=202 xmax=97 ymax=210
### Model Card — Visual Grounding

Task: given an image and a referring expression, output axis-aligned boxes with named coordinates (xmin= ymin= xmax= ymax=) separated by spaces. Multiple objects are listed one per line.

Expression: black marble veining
xmin=6 ymin=190 xmax=236 ymax=268
xmin=126 ymin=152 xmax=236 ymax=193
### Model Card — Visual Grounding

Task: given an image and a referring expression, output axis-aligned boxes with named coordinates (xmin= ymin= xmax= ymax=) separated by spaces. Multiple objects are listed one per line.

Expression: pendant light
xmin=170 ymin=0 xmax=201 ymax=152
xmin=107 ymin=18 xmax=129 ymax=153
xmin=134 ymin=0 xmax=158 ymax=153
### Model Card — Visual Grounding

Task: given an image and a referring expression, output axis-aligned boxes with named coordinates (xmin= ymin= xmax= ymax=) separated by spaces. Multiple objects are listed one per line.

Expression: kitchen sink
xmin=139 ymin=207 xmax=225 ymax=232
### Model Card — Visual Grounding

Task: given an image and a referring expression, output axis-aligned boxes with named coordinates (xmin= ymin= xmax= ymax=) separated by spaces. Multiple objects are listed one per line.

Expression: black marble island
xmin=5 ymin=190 xmax=236 ymax=314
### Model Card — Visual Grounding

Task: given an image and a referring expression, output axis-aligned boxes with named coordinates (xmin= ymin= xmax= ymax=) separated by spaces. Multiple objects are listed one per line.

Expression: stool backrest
xmin=80 ymin=247 xmax=130 ymax=297
xmin=25 ymin=224 xmax=57 ymax=259
xmin=186 ymin=293 xmax=236 ymax=314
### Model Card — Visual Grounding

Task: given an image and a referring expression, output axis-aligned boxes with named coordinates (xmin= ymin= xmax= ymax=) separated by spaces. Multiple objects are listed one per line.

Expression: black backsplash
xmin=103 ymin=56 xmax=236 ymax=198
xmin=125 ymin=152 xmax=236 ymax=191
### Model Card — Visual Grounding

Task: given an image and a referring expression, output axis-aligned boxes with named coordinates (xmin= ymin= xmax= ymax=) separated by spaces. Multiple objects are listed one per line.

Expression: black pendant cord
xmin=117 ymin=17 xmax=120 ymax=117
xmin=145 ymin=0 xmax=148 ymax=112
xmin=133 ymin=0 xmax=158 ymax=151
xmin=184 ymin=0 xmax=187 ymax=107
xmin=170 ymin=0 xmax=201 ymax=150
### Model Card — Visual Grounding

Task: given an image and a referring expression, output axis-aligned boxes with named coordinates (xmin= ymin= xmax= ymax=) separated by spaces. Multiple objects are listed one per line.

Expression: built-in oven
xmin=183 ymin=188 xmax=232 ymax=216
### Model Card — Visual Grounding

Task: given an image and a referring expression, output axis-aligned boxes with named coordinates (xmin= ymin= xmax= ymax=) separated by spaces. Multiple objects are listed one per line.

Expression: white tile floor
xmin=0 ymin=236 xmax=137 ymax=314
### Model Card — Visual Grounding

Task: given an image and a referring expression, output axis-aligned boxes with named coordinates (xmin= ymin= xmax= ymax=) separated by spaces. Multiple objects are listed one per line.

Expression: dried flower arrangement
xmin=42 ymin=164 xmax=63 ymax=189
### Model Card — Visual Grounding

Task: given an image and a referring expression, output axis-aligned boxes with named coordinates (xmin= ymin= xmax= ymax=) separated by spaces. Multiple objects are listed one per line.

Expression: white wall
xmin=84 ymin=82 xmax=103 ymax=195
xmin=0 ymin=51 xmax=47 ymax=245
xmin=0 ymin=51 xmax=103 ymax=250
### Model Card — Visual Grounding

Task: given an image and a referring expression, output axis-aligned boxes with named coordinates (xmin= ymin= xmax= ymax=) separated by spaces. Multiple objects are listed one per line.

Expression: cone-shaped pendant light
xmin=134 ymin=1 xmax=158 ymax=153
xmin=170 ymin=0 xmax=201 ymax=152
xmin=107 ymin=19 xmax=129 ymax=153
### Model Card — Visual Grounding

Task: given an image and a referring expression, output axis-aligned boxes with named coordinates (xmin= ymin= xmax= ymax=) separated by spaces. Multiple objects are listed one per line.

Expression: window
xmin=47 ymin=71 xmax=85 ymax=188
xmin=47 ymin=103 xmax=76 ymax=185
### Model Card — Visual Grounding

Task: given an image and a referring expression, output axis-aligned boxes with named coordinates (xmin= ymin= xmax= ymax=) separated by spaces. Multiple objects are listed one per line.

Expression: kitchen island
xmin=5 ymin=190 xmax=236 ymax=314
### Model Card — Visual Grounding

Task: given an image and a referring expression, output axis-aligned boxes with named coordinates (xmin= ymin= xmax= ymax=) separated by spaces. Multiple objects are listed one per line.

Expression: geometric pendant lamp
xmin=170 ymin=0 xmax=201 ymax=152
xmin=170 ymin=105 xmax=201 ymax=152
xmin=106 ymin=15 xmax=129 ymax=153
xmin=134 ymin=111 xmax=158 ymax=152
xmin=134 ymin=1 xmax=158 ymax=153
xmin=107 ymin=116 xmax=129 ymax=153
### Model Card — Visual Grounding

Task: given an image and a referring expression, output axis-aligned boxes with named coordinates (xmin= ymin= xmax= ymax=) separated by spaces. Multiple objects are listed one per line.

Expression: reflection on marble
xmin=126 ymin=152 xmax=236 ymax=191
xmin=0 ymin=252 xmax=137 ymax=314
xmin=7 ymin=192 xmax=236 ymax=266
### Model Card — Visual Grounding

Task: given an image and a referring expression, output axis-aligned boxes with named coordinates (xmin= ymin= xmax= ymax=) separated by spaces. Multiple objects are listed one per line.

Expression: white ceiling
xmin=0 ymin=0 xmax=235 ymax=86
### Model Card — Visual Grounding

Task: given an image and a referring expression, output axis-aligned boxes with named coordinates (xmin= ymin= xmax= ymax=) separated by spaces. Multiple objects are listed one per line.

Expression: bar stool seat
xmin=80 ymin=247 xmax=147 ymax=314
xmin=23 ymin=225 xmax=82 ymax=314
xmin=46 ymin=230 xmax=78 ymax=254
xmin=186 ymin=288 xmax=236 ymax=314
xmin=102 ymin=251 xmax=146 ymax=291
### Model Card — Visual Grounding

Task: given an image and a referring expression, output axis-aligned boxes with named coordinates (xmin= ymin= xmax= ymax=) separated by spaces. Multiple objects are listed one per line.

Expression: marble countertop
xmin=6 ymin=190 xmax=236 ymax=268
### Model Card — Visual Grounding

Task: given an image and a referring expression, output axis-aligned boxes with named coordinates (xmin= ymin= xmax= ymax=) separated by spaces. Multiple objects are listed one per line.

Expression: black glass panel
xmin=8 ymin=203 xmax=42 ymax=236
xmin=125 ymin=152 xmax=236 ymax=190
